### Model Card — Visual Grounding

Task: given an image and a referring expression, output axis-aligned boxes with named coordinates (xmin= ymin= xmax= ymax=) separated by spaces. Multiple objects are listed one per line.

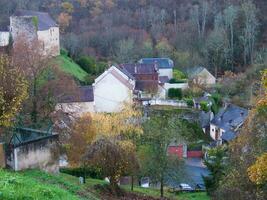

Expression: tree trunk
xmin=31 ymin=77 xmax=37 ymax=126
xmin=160 ymin=177 xmax=164 ymax=197
xmin=131 ymin=175 xmax=134 ymax=191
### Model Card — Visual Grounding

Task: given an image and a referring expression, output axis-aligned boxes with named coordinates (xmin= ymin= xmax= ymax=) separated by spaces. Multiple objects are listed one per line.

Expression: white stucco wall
xmin=194 ymin=69 xmax=216 ymax=85
xmin=38 ymin=27 xmax=60 ymax=56
xmin=159 ymin=68 xmax=173 ymax=79
xmin=0 ymin=32 xmax=9 ymax=46
xmin=94 ymin=72 xmax=133 ymax=113
xmin=56 ymin=102 xmax=95 ymax=117
xmin=210 ymin=124 xmax=224 ymax=142
xmin=157 ymin=83 xmax=189 ymax=99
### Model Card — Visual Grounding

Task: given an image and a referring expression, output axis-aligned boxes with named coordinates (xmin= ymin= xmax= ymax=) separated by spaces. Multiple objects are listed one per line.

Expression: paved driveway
xmin=165 ymin=158 xmax=209 ymax=189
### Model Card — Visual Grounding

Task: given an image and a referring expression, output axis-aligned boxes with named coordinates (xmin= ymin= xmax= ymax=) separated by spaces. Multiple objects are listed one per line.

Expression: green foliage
xmin=168 ymin=88 xmax=182 ymax=99
xmin=203 ymin=146 xmax=228 ymax=195
xmin=32 ymin=16 xmax=39 ymax=31
xmin=200 ymin=101 xmax=209 ymax=112
xmin=77 ymin=56 xmax=96 ymax=74
xmin=185 ymin=98 xmax=194 ymax=107
xmin=169 ymin=78 xmax=187 ymax=83
xmin=140 ymin=115 xmax=186 ymax=197
xmin=54 ymin=54 xmax=88 ymax=82
xmin=60 ymin=167 xmax=103 ymax=179
xmin=0 ymin=170 xmax=79 ymax=200
xmin=173 ymin=69 xmax=187 ymax=79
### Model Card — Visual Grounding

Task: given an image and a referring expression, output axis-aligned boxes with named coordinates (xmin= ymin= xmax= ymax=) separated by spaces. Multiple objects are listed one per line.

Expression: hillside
xmin=0 ymin=170 xmax=80 ymax=200
xmin=0 ymin=170 xmax=210 ymax=200
xmin=54 ymin=54 xmax=88 ymax=82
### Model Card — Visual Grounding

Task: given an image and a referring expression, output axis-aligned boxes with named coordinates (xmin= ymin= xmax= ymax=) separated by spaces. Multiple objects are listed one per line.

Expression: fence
xmin=143 ymin=99 xmax=188 ymax=107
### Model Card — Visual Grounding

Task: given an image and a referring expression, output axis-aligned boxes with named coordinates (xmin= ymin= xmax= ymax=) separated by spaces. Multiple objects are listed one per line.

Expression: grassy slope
xmin=0 ymin=170 xmax=209 ymax=200
xmin=54 ymin=55 xmax=88 ymax=82
xmin=0 ymin=170 xmax=79 ymax=200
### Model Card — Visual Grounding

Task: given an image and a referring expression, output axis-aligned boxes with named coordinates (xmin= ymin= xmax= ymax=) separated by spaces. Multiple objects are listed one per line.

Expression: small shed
xmin=5 ymin=127 xmax=59 ymax=173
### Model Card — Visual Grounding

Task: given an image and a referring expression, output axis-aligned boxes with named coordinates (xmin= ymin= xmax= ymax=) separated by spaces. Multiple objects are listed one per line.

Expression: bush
xmin=77 ymin=56 xmax=96 ymax=74
xmin=60 ymin=167 xmax=103 ymax=179
xmin=169 ymin=78 xmax=187 ymax=83
xmin=168 ymin=88 xmax=182 ymax=99
xmin=200 ymin=101 xmax=209 ymax=112
xmin=60 ymin=48 xmax=68 ymax=56
xmin=185 ymin=98 xmax=194 ymax=107
xmin=211 ymin=93 xmax=222 ymax=106
xmin=173 ymin=69 xmax=187 ymax=79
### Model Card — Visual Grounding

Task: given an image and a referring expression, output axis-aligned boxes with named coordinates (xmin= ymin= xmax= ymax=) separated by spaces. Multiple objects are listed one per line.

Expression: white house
xmin=93 ymin=66 xmax=135 ymax=113
xmin=0 ymin=10 xmax=60 ymax=56
xmin=0 ymin=31 xmax=9 ymax=46
xmin=139 ymin=58 xmax=174 ymax=79
xmin=187 ymin=66 xmax=216 ymax=85
xmin=210 ymin=104 xmax=248 ymax=145
xmin=55 ymin=86 xmax=95 ymax=117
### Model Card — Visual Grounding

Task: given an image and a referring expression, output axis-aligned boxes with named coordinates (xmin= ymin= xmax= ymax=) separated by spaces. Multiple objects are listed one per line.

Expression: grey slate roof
xmin=14 ymin=10 xmax=57 ymax=31
xmin=199 ymin=111 xmax=212 ymax=128
xmin=139 ymin=58 xmax=174 ymax=69
xmin=159 ymin=76 xmax=169 ymax=84
xmin=59 ymin=86 xmax=94 ymax=103
xmin=221 ymin=131 xmax=236 ymax=142
xmin=187 ymin=66 xmax=207 ymax=78
xmin=120 ymin=63 xmax=158 ymax=74
xmin=211 ymin=104 xmax=248 ymax=141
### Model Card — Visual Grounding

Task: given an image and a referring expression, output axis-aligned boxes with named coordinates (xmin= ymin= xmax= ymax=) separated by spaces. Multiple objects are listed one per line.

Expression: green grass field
xmin=0 ymin=170 xmax=79 ymax=200
xmin=0 ymin=170 xmax=210 ymax=200
xmin=54 ymin=55 xmax=88 ymax=82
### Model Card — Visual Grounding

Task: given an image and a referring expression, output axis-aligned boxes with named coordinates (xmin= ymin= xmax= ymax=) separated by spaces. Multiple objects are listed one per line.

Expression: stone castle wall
xmin=10 ymin=16 xmax=37 ymax=42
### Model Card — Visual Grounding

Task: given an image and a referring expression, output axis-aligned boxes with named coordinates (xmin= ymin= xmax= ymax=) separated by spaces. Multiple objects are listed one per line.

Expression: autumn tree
xmin=0 ymin=55 xmax=28 ymax=128
xmin=140 ymin=114 xmax=186 ymax=197
xmin=12 ymin=35 xmax=79 ymax=128
xmin=68 ymin=104 xmax=142 ymax=190
xmin=214 ymin=69 xmax=267 ymax=200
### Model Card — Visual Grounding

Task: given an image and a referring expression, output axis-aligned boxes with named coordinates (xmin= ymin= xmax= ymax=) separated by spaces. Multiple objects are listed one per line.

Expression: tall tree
xmin=240 ymin=0 xmax=258 ymax=65
xmin=140 ymin=114 xmax=185 ymax=197
xmin=0 ymin=55 xmax=28 ymax=128
xmin=223 ymin=5 xmax=238 ymax=71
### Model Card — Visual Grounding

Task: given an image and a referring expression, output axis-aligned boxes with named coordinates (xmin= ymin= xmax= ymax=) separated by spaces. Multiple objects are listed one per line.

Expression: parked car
xmin=178 ymin=183 xmax=194 ymax=191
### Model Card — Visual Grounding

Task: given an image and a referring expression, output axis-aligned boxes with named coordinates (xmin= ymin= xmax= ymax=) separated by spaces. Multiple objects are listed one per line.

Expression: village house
xmin=187 ymin=66 xmax=216 ymax=85
xmin=0 ymin=10 xmax=60 ymax=56
xmin=119 ymin=63 xmax=159 ymax=99
xmin=139 ymin=58 xmax=174 ymax=79
xmin=210 ymin=104 xmax=248 ymax=145
xmin=5 ymin=127 xmax=59 ymax=173
xmin=56 ymin=86 xmax=95 ymax=117
xmin=93 ymin=66 xmax=135 ymax=113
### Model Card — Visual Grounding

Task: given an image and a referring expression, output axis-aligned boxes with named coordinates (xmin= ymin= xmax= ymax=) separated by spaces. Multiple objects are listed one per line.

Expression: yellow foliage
xmin=247 ymin=153 xmax=267 ymax=185
xmin=91 ymin=104 xmax=143 ymax=138
xmin=0 ymin=55 xmax=28 ymax=127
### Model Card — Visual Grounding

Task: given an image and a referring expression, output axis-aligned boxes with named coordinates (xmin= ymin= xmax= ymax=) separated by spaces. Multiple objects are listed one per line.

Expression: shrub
xmin=200 ymin=101 xmax=209 ymax=112
xmin=169 ymin=78 xmax=187 ymax=83
xmin=173 ymin=69 xmax=187 ymax=79
xmin=77 ymin=56 xmax=96 ymax=74
xmin=185 ymin=98 xmax=194 ymax=107
xmin=211 ymin=93 xmax=222 ymax=106
xmin=168 ymin=88 xmax=182 ymax=99
xmin=60 ymin=167 xmax=103 ymax=179
xmin=60 ymin=48 xmax=68 ymax=56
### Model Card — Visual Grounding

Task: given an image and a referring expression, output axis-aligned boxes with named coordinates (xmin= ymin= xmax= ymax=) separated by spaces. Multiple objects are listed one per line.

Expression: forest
xmin=0 ymin=0 xmax=266 ymax=76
